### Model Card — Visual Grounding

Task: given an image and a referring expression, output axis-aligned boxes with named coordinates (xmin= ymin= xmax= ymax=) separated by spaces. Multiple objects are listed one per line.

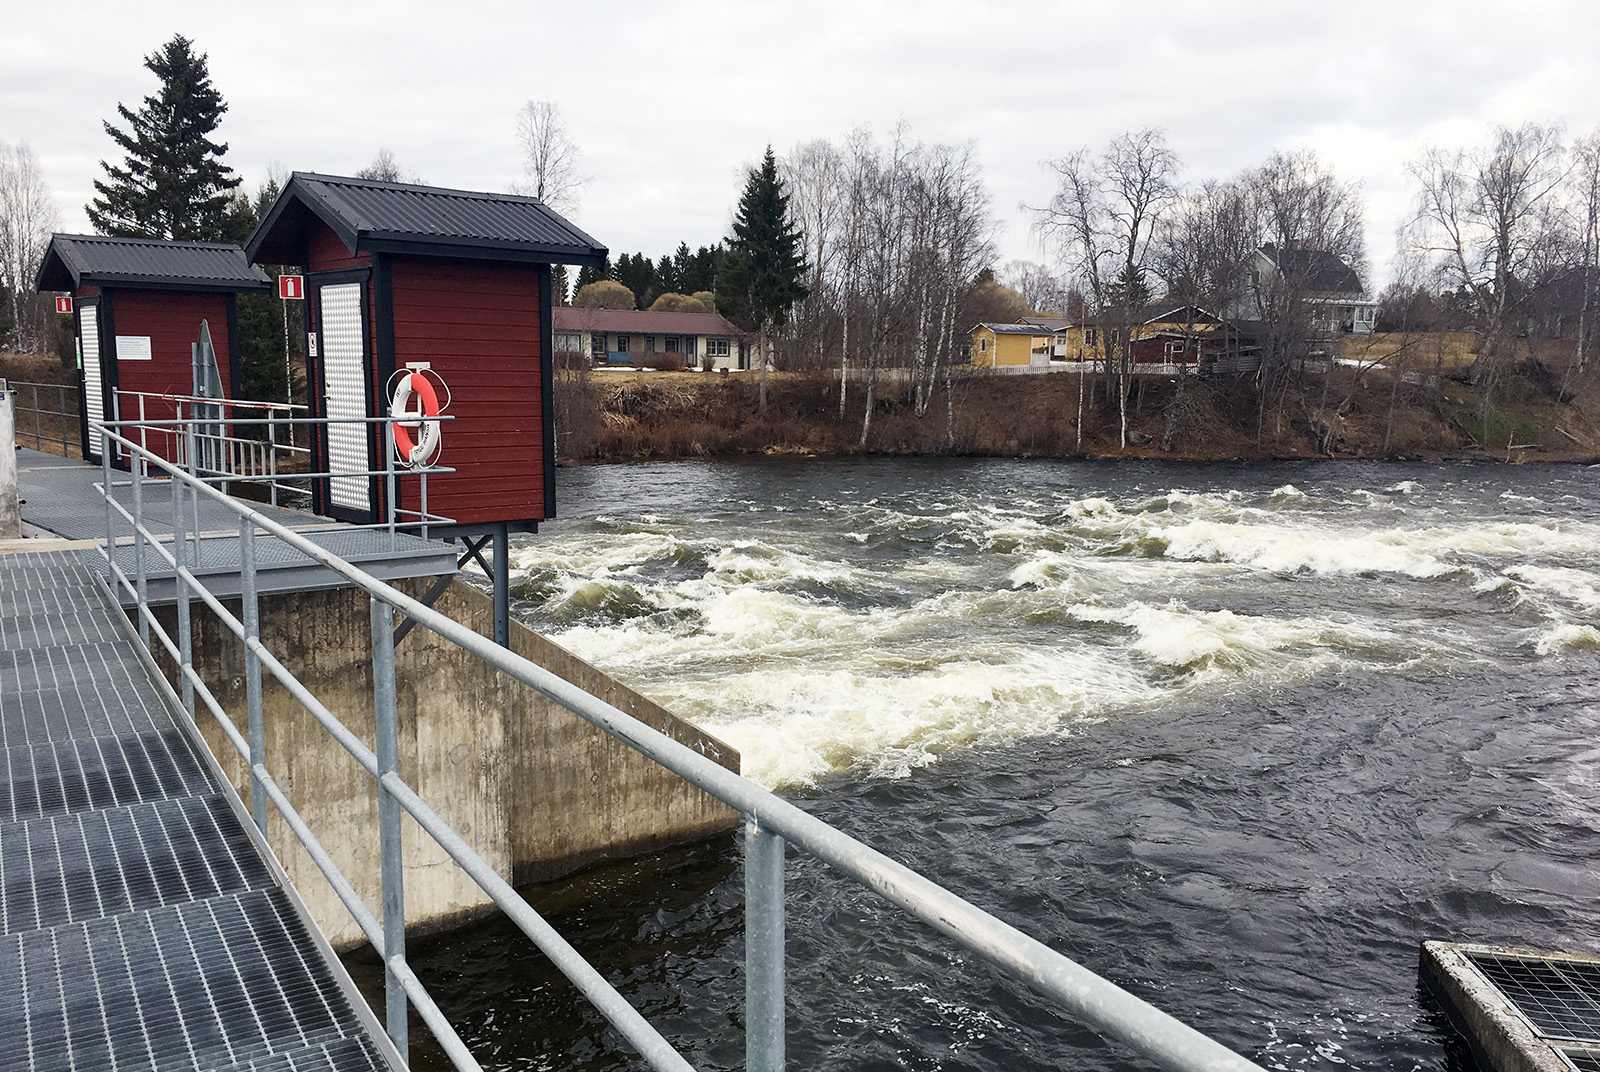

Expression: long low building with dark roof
xmin=551 ymin=307 xmax=754 ymax=370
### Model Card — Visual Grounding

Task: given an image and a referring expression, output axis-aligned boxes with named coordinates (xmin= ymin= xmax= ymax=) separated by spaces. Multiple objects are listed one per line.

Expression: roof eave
xmin=358 ymin=232 xmax=608 ymax=266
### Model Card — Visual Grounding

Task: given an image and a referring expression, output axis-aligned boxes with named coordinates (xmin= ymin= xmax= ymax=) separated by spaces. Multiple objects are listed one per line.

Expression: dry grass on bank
xmin=556 ymin=344 xmax=1600 ymax=465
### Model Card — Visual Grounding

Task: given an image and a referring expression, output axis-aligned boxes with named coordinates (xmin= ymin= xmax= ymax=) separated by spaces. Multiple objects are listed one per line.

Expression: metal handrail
xmin=95 ymin=421 xmax=1267 ymax=1072
xmin=10 ymin=380 xmax=80 ymax=458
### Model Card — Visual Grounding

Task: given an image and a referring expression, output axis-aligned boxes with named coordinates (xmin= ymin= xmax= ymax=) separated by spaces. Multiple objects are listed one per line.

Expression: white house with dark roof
xmin=1230 ymin=245 xmax=1377 ymax=335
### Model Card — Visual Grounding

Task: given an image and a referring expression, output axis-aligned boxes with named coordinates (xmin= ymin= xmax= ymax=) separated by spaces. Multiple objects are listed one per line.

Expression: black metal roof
xmin=35 ymin=234 xmax=274 ymax=294
xmin=245 ymin=173 xmax=608 ymax=267
xmin=1258 ymin=245 xmax=1365 ymax=296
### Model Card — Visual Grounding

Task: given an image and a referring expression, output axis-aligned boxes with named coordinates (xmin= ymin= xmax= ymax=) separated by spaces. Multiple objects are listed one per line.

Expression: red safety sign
xmin=55 ymin=296 xmax=72 ymax=314
xmin=279 ymin=275 xmax=304 ymax=300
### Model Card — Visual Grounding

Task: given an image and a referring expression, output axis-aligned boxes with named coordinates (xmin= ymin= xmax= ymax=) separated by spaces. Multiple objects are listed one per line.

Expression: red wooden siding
xmin=388 ymin=256 xmax=546 ymax=525
xmin=307 ymin=227 xmax=373 ymax=273
xmin=108 ymin=290 xmax=233 ymax=398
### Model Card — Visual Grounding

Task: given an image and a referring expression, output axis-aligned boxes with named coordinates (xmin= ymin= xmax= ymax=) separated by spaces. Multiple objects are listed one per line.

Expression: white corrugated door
xmin=318 ymin=283 xmax=370 ymax=513
xmin=80 ymin=305 xmax=103 ymax=458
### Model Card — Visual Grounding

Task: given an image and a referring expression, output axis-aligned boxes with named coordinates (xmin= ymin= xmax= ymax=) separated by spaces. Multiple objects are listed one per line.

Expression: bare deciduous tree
xmin=1033 ymin=128 xmax=1180 ymax=449
xmin=513 ymin=99 xmax=586 ymax=216
xmin=1405 ymin=123 xmax=1568 ymax=404
xmin=0 ymin=140 xmax=61 ymax=352
xmin=355 ymin=148 xmax=422 ymax=184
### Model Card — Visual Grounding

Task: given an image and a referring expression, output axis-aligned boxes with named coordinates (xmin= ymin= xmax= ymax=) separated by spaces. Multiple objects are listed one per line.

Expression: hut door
xmin=316 ymin=281 xmax=375 ymax=518
xmin=79 ymin=300 xmax=106 ymax=463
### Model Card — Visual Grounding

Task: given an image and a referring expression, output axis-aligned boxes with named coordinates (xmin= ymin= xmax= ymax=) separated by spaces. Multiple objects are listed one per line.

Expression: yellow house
xmin=970 ymin=323 xmax=1050 ymax=367
xmin=1057 ymin=304 xmax=1223 ymax=360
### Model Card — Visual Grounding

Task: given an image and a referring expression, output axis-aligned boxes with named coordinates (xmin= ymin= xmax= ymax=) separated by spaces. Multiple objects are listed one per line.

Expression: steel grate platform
xmin=1563 ymin=1049 xmax=1600 ymax=1072
xmin=1467 ymin=950 xmax=1600 ymax=1042
xmin=0 ymin=547 xmax=393 ymax=1072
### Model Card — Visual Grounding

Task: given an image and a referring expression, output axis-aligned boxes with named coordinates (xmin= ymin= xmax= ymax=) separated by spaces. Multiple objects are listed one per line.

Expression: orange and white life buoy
xmin=390 ymin=370 xmax=441 ymax=467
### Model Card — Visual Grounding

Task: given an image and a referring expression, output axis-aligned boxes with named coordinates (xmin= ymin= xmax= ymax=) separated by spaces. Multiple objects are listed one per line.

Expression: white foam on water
xmin=1500 ymin=564 xmax=1600 ymax=615
xmin=1064 ymin=600 xmax=1427 ymax=681
xmin=1535 ymin=623 xmax=1600 ymax=655
xmin=687 ymin=645 xmax=1159 ymax=787
xmin=1148 ymin=519 xmax=1460 ymax=577
xmin=1271 ymin=484 xmax=1307 ymax=500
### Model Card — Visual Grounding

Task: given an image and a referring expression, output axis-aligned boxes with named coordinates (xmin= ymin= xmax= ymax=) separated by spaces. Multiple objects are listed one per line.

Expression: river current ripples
xmin=380 ymin=457 xmax=1600 ymax=1071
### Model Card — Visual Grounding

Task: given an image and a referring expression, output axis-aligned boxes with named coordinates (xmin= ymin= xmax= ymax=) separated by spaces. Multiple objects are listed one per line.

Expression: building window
xmin=666 ymin=336 xmax=680 ymax=353
xmin=616 ymin=335 xmax=631 ymax=353
xmin=979 ymin=337 xmax=988 ymax=352
xmin=592 ymin=333 xmax=606 ymax=355
xmin=707 ymin=338 xmax=730 ymax=357
xmin=1084 ymin=328 xmax=1097 ymax=347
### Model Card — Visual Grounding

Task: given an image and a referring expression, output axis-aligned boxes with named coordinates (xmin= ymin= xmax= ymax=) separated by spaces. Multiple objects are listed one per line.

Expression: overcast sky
xmin=6 ymin=0 xmax=1600 ymax=291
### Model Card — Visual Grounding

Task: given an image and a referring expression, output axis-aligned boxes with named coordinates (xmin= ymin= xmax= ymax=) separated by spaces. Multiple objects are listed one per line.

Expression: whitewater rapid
xmin=501 ymin=460 xmax=1600 ymax=789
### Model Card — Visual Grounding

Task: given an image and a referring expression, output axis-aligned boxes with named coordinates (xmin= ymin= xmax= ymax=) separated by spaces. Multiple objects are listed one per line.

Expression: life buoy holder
xmin=390 ymin=370 xmax=442 ymax=467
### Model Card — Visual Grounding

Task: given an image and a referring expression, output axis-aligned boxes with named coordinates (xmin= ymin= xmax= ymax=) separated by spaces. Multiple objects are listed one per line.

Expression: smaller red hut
xmin=35 ymin=234 xmax=273 ymax=464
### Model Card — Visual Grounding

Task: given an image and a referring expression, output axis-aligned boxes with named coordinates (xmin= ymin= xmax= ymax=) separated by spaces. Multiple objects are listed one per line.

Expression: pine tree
xmin=716 ymin=147 xmax=808 ymax=336
xmin=87 ymin=36 xmax=242 ymax=242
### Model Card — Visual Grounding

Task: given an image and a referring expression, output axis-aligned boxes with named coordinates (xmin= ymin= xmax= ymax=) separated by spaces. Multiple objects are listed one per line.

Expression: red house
xmin=244 ymin=173 xmax=606 ymax=532
xmin=35 ymin=234 xmax=273 ymax=464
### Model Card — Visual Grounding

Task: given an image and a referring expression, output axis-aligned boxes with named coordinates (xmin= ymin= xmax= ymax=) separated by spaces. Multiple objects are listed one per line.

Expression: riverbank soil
xmin=554 ymin=332 xmax=1600 ymax=465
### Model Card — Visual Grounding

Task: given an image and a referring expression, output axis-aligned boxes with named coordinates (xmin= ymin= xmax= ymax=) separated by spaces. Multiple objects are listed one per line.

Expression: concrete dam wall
xmin=149 ymin=575 xmax=740 ymax=949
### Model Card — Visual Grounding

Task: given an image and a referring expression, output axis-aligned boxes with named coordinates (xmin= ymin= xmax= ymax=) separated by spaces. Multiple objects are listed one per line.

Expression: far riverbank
xmin=555 ymin=352 xmax=1600 ymax=467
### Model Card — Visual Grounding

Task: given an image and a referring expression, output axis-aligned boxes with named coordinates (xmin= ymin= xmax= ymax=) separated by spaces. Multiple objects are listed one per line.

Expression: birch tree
xmin=0 ymin=141 xmax=60 ymax=352
xmin=1033 ymin=128 xmax=1180 ymax=449
xmin=513 ymin=99 xmax=587 ymax=216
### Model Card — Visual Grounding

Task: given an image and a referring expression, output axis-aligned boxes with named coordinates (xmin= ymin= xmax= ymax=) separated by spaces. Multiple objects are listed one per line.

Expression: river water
xmin=378 ymin=457 xmax=1600 ymax=1071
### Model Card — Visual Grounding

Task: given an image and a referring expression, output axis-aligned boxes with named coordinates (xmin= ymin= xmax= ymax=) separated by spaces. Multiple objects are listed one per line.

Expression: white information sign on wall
xmin=115 ymin=335 xmax=153 ymax=361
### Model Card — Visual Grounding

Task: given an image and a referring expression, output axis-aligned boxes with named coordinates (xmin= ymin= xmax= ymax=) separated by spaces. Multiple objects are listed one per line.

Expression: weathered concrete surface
xmin=1421 ymin=940 xmax=1574 ymax=1072
xmin=1 ymin=382 xmax=21 ymax=539
xmin=150 ymin=575 xmax=739 ymax=950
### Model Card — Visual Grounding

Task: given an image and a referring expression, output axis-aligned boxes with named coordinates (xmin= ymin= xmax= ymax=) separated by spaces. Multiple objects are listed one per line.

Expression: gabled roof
xmin=1018 ymin=316 xmax=1076 ymax=331
xmin=245 ymin=172 xmax=608 ymax=267
xmin=552 ymin=307 xmax=744 ymax=336
xmin=1258 ymin=245 xmax=1364 ymax=295
xmin=973 ymin=322 xmax=1048 ymax=335
xmin=1085 ymin=303 xmax=1222 ymax=327
xmin=35 ymin=234 xmax=273 ymax=294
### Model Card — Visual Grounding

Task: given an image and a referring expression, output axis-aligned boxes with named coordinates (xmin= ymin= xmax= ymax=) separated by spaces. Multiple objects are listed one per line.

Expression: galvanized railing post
xmin=32 ymin=383 xmax=41 ymax=449
xmin=132 ymin=453 xmax=149 ymax=647
xmin=371 ymin=595 xmax=408 ymax=1060
xmin=746 ymin=821 xmax=786 ymax=1072
xmin=184 ymin=409 xmax=202 ymax=568
xmin=172 ymin=456 xmax=195 ymax=720
xmin=100 ymin=428 xmax=115 ymax=552
xmin=241 ymin=515 xmax=267 ymax=836
xmin=385 ymin=422 xmax=397 ymax=552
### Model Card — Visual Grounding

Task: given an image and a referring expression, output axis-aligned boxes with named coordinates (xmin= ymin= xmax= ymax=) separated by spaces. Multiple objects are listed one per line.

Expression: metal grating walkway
xmin=1466 ymin=949 xmax=1600 ymax=1043
xmin=16 ymin=449 xmax=456 ymax=606
xmin=0 ymin=548 xmax=396 ymax=1072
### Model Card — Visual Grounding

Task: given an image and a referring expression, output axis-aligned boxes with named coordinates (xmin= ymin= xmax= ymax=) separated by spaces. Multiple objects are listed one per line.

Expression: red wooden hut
xmin=244 ymin=173 xmax=607 ymax=643
xmin=35 ymin=234 xmax=273 ymax=464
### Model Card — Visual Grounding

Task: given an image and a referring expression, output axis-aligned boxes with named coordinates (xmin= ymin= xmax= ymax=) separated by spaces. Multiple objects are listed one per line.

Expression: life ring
xmin=390 ymin=370 xmax=441 ymax=467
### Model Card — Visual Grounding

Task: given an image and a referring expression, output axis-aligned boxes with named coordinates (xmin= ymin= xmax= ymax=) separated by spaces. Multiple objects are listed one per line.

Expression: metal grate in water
xmin=1467 ymin=950 xmax=1600 ymax=1042
xmin=1561 ymin=1049 xmax=1600 ymax=1072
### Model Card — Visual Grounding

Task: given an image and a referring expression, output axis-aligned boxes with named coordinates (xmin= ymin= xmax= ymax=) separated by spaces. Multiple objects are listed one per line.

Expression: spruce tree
xmin=87 ymin=35 xmax=242 ymax=242
xmin=717 ymin=147 xmax=807 ymax=409
xmin=716 ymin=147 xmax=808 ymax=336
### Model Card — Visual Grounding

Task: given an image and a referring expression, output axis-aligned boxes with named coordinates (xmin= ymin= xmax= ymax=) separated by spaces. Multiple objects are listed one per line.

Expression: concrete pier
xmin=154 ymin=575 xmax=741 ymax=949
